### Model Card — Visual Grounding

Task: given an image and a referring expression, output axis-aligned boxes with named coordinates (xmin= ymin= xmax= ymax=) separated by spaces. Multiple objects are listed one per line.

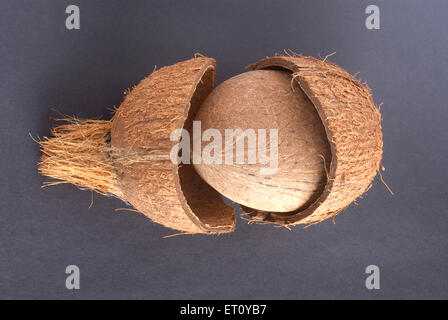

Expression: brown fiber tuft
xmin=38 ymin=118 xmax=124 ymax=199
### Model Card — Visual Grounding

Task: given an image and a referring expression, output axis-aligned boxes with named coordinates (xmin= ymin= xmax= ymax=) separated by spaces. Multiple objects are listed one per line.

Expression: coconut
xmin=192 ymin=69 xmax=331 ymax=213
xmin=38 ymin=54 xmax=382 ymax=233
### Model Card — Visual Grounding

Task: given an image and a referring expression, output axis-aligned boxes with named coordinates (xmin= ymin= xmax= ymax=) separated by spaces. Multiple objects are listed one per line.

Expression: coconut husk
xmin=110 ymin=57 xmax=235 ymax=234
xmin=244 ymin=54 xmax=383 ymax=226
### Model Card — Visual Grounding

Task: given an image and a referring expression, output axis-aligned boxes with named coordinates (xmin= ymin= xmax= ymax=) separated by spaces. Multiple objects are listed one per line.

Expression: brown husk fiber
xmin=245 ymin=54 xmax=383 ymax=226
xmin=38 ymin=118 xmax=124 ymax=199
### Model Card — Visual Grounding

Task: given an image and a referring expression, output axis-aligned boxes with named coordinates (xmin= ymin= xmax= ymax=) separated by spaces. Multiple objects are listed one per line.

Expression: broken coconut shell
xmin=110 ymin=57 xmax=235 ymax=234
xmin=244 ymin=55 xmax=383 ymax=225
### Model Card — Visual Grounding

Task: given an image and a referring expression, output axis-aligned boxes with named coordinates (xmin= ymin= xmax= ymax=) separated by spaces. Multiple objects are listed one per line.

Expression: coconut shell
xmin=192 ymin=70 xmax=331 ymax=213
xmin=244 ymin=55 xmax=383 ymax=225
xmin=111 ymin=57 xmax=235 ymax=234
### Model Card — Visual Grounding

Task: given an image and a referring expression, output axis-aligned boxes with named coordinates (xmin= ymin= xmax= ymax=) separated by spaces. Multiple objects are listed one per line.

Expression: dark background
xmin=0 ymin=0 xmax=447 ymax=299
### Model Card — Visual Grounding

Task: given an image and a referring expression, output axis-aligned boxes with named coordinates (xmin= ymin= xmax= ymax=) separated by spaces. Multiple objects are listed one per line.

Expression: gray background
xmin=0 ymin=0 xmax=447 ymax=299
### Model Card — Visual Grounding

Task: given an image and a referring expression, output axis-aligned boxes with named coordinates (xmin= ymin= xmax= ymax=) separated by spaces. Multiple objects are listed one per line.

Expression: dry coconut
xmin=38 ymin=54 xmax=383 ymax=234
